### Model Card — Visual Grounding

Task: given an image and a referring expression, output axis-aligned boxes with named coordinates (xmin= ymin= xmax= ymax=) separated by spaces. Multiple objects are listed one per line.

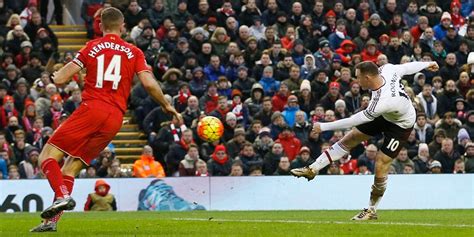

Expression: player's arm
xmin=52 ymin=62 xmax=82 ymax=85
xmin=137 ymin=71 xmax=182 ymax=123
xmin=393 ymin=61 xmax=439 ymax=76
xmin=315 ymin=111 xmax=373 ymax=132
xmin=315 ymin=97 xmax=387 ymax=132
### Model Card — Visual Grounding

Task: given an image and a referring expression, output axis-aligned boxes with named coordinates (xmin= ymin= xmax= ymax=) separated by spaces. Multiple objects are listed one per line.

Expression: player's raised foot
xmin=30 ymin=221 xmax=57 ymax=232
xmin=40 ymin=196 xmax=76 ymax=219
xmin=290 ymin=166 xmax=317 ymax=181
xmin=351 ymin=208 xmax=378 ymax=221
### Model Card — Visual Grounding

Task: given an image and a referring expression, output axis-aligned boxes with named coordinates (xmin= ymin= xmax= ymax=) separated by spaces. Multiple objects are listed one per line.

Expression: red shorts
xmin=48 ymin=100 xmax=123 ymax=165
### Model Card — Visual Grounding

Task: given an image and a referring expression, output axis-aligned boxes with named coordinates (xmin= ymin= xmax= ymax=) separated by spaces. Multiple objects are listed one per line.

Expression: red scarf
xmin=178 ymin=90 xmax=191 ymax=105
xmin=232 ymin=102 xmax=243 ymax=120
xmin=22 ymin=116 xmax=33 ymax=132
xmin=178 ymin=136 xmax=194 ymax=151
xmin=32 ymin=127 xmax=42 ymax=143
xmin=51 ymin=108 xmax=62 ymax=129
xmin=211 ymin=145 xmax=228 ymax=165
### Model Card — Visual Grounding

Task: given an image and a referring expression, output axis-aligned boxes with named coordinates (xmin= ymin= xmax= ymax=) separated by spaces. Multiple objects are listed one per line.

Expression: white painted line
xmin=171 ymin=218 xmax=474 ymax=229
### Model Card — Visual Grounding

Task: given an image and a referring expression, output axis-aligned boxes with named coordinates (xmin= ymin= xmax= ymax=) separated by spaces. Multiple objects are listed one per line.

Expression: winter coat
xmin=434 ymin=150 xmax=461 ymax=173
xmin=263 ymin=152 xmax=283 ymax=175
xmin=276 ymin=133 xmax=301 ymax=161
xmin=282 ymin=106 xmax=305 ymax=127
xmin=259 ymin=77 xmax=280 ymax=96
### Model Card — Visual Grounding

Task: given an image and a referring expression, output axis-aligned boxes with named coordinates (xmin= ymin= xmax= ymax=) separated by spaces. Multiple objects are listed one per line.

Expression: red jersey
xmin=72 ymin=34 xmax=150 ymax=113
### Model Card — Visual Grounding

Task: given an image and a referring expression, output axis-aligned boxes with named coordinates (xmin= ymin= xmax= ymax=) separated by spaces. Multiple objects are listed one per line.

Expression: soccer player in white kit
xmin=291 ymin=61 xmax=439 ymax=220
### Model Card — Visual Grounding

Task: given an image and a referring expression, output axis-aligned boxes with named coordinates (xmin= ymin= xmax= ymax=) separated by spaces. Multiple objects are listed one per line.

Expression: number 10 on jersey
xmin=96 ymin=54 xmax=122 ymax=90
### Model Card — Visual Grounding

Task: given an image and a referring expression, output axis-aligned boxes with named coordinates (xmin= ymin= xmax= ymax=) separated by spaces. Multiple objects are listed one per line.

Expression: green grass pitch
xmin=1 ymin=210 xmax=473 ymax=236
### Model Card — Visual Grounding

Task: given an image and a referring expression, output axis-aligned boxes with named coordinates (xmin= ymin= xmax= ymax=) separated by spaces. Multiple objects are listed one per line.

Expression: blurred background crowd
xmin=0 ymin=0 xmax=473 ymax=180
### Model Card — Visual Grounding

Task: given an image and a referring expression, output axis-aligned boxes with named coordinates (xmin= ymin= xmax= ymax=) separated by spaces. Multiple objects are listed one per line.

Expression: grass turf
xmin=1 ymin=210 xmax=473 ymax=236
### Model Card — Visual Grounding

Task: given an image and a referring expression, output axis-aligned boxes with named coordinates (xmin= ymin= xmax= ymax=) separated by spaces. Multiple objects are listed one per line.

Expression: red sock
xmin=41 ymin=158 xmax=69 ymax=199
xmin=63 ymin=175 xmax=75 ymax=195
xmin=48 ymin=175 xmax=75 ymax=223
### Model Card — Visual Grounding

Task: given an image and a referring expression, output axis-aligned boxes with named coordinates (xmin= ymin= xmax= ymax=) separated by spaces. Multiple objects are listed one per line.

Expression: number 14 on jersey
xmin=96 ymin=54 xmax=122 ymax=90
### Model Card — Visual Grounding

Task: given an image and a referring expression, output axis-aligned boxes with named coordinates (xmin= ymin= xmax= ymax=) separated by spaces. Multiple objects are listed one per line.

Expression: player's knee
xmin=340 ymin=128 xmax=370 ymax=149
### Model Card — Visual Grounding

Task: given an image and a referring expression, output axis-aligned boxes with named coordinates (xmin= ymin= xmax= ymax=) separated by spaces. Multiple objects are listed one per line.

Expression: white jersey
xmin=363 ymin=63 xmax=416 ymax=129
xmin=320 ymin=62 xmax=432 ymax=132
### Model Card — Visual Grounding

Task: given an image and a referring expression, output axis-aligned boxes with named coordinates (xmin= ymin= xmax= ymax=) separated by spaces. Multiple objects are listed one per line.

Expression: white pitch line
xmin=171 ymin=218 xmax=474 ymax=229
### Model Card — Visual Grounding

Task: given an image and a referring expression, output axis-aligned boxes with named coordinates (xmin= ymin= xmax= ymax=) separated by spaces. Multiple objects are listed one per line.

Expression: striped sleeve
xmin=319 ymin=90 xmax=385 ymax=132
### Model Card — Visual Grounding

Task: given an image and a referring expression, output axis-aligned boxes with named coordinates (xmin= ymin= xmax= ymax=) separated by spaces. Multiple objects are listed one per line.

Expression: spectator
xmin=282 ymin=95 xmax=305 ymax=127
xmin=107 ymin=159 xmax=128 ymax=178
xmin=8 ymin=164 xmax=20 ymax=179
xmin=429 ymin=160 xmax=443 ymax=174
xmin=195 ymin=159 xmax=209 ymax=176
xmin=64 ymin=87 xmax=82 ymax=114
xmin=274 ymin=156 xmax=291 ymax=175
xmin=391 ymin=147 xmax=415 ymax=174
xmin=147 ymin=0 xmax=166 ymax=29
xmin=124 ymin=0 xmax=147 ymax=31
xmin=290 ymin=146 xmax=313 ymax=169
xmin=133 ymin=145 xmax=166 ymax=178
xmin=207 ymin=144 xmax=232 ymax=176
xmin=165 ymin=129 xmax=195 ymax=175
xmin=0 ymin=95 xmax=19 ymax=129
xmin=463 ymin=142 xmax=474 ymax=173
xmin=21 ymin=53 xmax=44 ymax=83
xmin=18 ymin=146 xmax=39 ymax=179
xmin=412 ymin=143 xmax=431 ymax=174
xmin=5 ymin=25 xmax=29 ymax=55
xmin=420 ymin=1 xmax=442 ymax=27
xmin=275 ymin=125 xmax=301 ymax=161
xmin=358 ymin=144 xmax=377 ymax=173
xmin=434 ymin=138 xmax=462 ymax=173
xmin=436 ymin=112 xmax=461 ymax=140
xmin=414 ymin=113 xmax=434 ymax=144
xmin=179 ymin=144 xmax=203 ymax=176
xmin=320 ymin=82 xmax=343 ymax=111
xmin=437 ymin=80 xmax=463 ymax=117
xmin=327 ymin=161 xmax=344 ymax=175
xmin=226 ymin=127 xmax=247 ymax=159
xmin=253 ymin=127 xmax=274 ymax=158
xmin=259 ymin=66 xmax=280 ymax=97
xmin=236 ymin=142 xmax=262 ymax=175
xmin=84 ymin=179 xmax=117 ymax=211
xmin=204 ymin=55 xmax=226 ymax=82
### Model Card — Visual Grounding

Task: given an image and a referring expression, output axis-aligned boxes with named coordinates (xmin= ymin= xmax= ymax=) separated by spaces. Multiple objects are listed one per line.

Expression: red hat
xmin=207 ymin=17 xmax=217 ymax=25
xmin=379 ymin=34 xmax=390 ymax=42
xmin=3 ymin=95 xmax=14 ymax=104
xmin=24 ymin=99 xmax=35 ymax=108
xmin=231 ymin=89 xmax=242 ymax=98
xmin=37 ymin=27 xmax=48 ymax=35
xmin=214 ymin=145 xmax=227 ymax=153
xmin=325 ymin=10 xmax=336 ymax=18
xmin=341 ymin=39 xmax=355 ymax=48
xmin=329 ymin=82 xmax=340 ymax=89
xmin=451 ymin=1 xmax=461 ymax=8
xmin=299 ymin=146 xmax=310 ymax=154
xmin=50 ymin=94 xmax=63 ymax=103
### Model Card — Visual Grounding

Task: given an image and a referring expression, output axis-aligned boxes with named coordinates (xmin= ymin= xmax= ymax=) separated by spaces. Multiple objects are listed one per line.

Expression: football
xmin=197 ymin=116 xmax=224 ymax=142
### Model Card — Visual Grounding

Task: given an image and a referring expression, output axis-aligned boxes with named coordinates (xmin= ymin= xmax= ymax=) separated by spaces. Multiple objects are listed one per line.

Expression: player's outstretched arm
xmin=137 ymin=71 xmax=183 ymax=123
xmin=393 ymin=61 xmax=439 ymax=76
xmin=313 ymin=111 xmax=373 ymax=133
xmin=52 ymin=62 xmax=82 ymax=85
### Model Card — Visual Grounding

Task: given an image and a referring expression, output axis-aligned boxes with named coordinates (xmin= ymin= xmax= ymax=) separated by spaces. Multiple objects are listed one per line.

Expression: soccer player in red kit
xmin=30 ymin=7 xmax=181 ymax=232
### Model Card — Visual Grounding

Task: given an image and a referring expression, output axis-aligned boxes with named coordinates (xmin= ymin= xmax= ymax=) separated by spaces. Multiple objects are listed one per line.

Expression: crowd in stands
xmin=0 ymin=0 xmax=473 ymax=180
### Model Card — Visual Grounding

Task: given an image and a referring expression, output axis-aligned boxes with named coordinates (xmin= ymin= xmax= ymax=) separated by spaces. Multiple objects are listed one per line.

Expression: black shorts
xmin=356 ymin=116 xmax=413 ymax=158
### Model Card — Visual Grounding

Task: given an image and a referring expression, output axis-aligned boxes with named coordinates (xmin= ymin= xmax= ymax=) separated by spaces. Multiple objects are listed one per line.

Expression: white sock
xmin=309 ymin=142 xmax=349 ymax=172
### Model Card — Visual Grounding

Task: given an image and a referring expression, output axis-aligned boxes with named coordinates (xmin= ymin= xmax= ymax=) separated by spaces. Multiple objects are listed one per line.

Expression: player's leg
xmin=48 ymin=158 xmax=85 ymax=223
xmin=31 ymin=158 xmax=84 ymax=232
xmin=352 ymin=124 xmax=412 ymax=220
xmin=291 ymin=127 xmax=372 ymax=180
xmin=38 ymin=144 xmax=70 ymax=200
